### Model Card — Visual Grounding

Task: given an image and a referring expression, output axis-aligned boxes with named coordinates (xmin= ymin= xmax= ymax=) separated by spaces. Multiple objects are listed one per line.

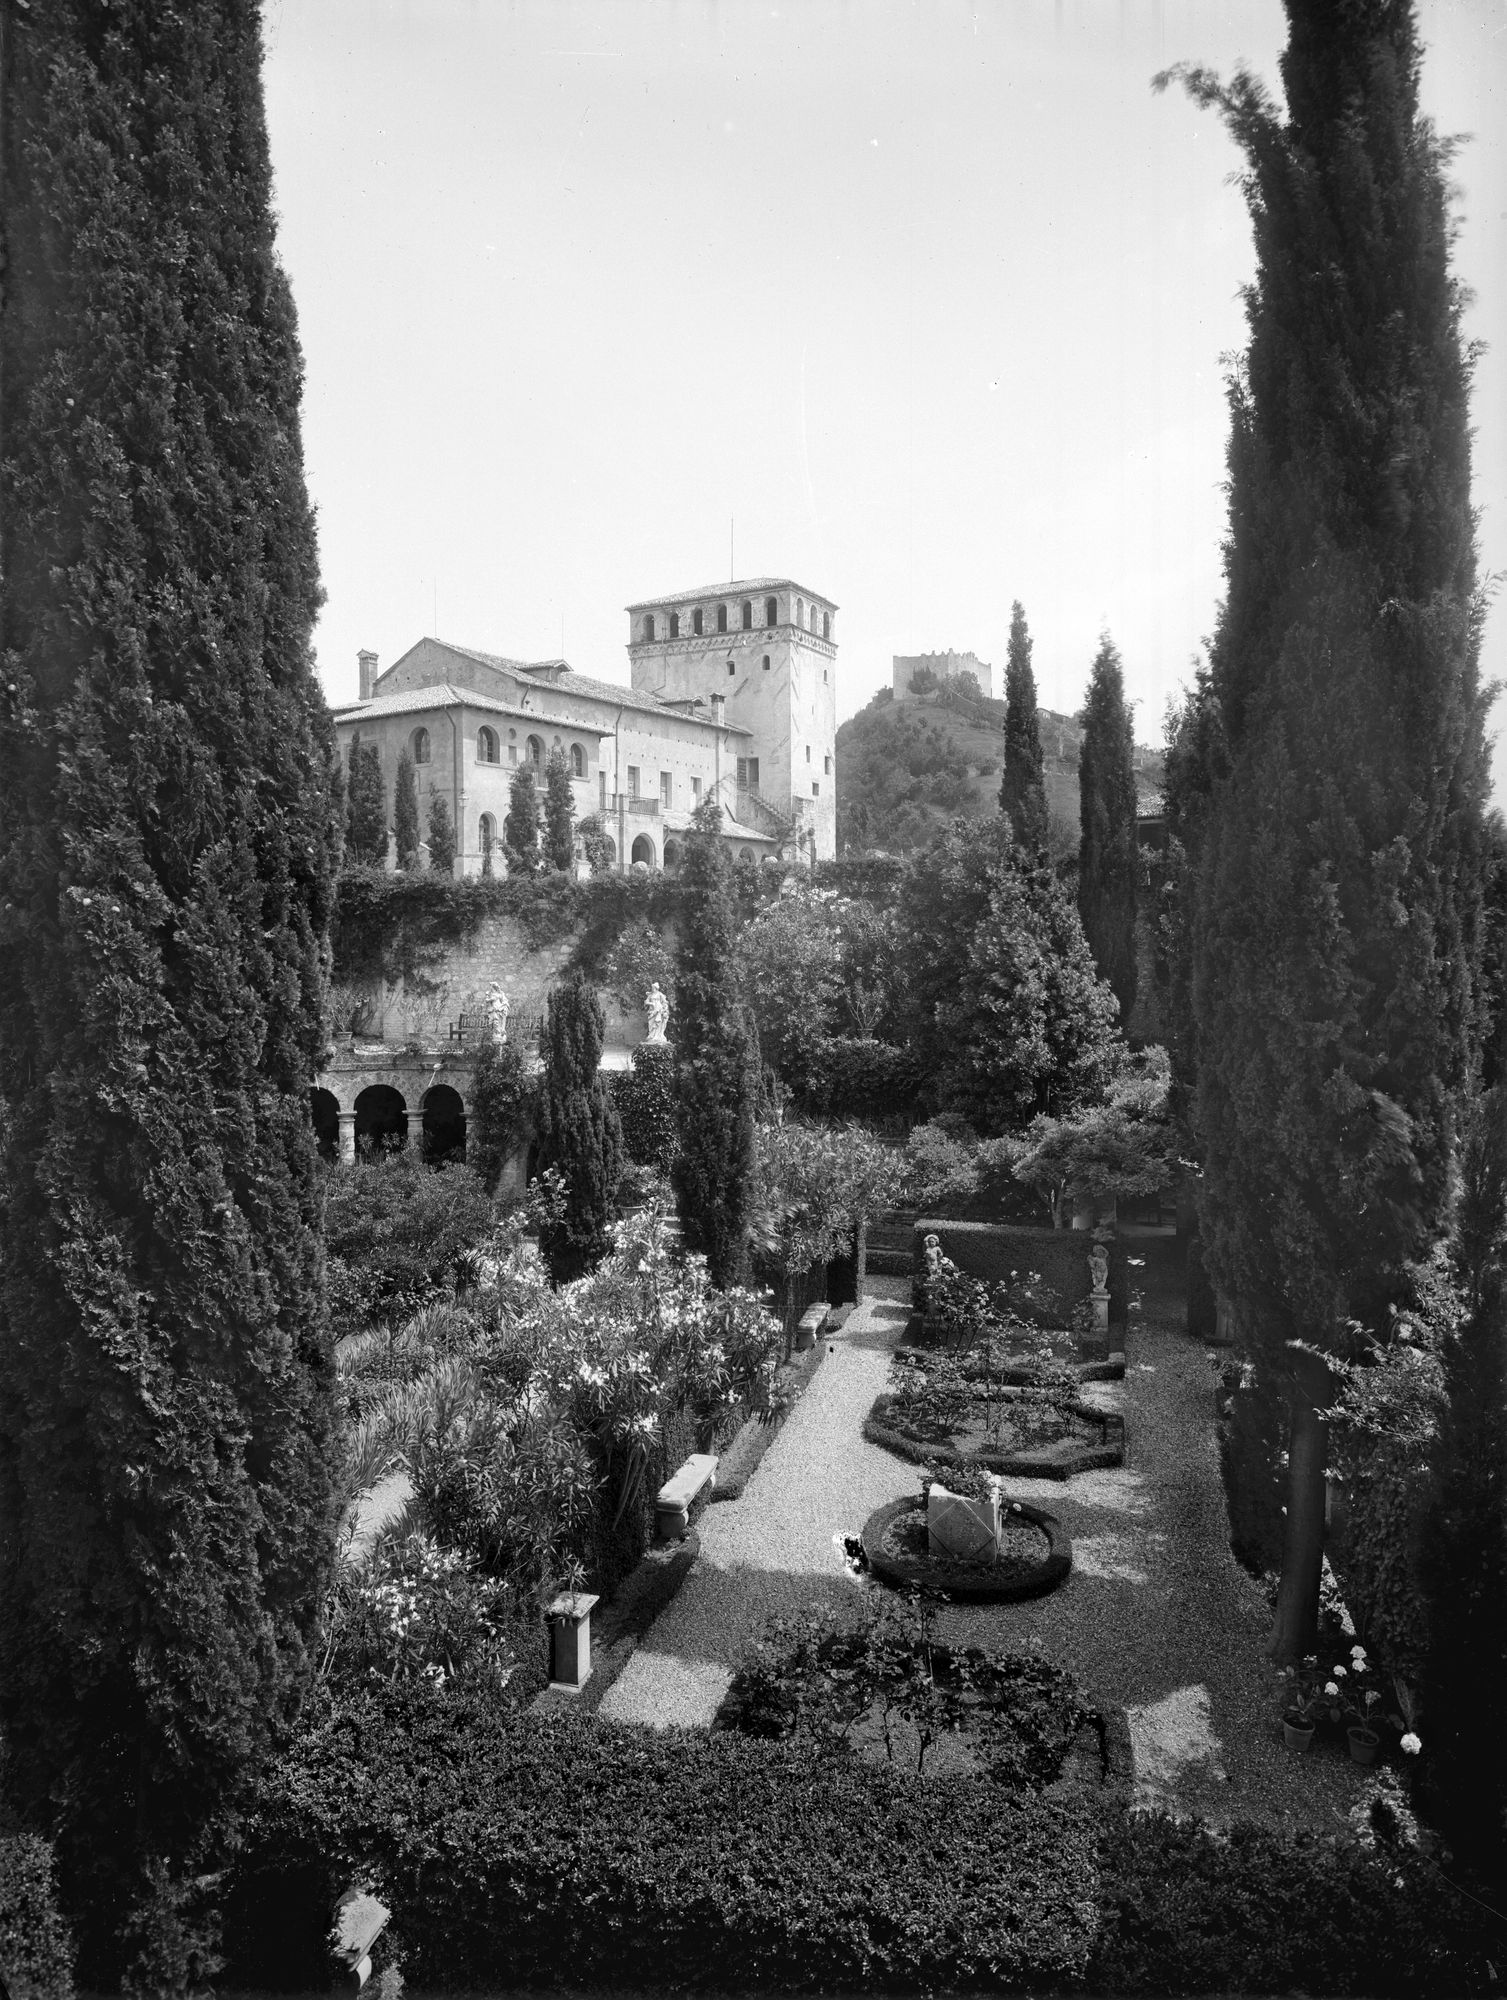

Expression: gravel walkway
xmin=599 ymin=1276 xmax=1378 ymax=1835
xmin=597 ymin=1278 xmax=917 ymax=1728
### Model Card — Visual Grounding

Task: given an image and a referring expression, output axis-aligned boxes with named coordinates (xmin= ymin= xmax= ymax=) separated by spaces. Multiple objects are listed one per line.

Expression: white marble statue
xmin=1088 ymin=1243 xmax=1110 ymax=1295
xmin=486 ymin=982 xmax=510 ymax=1044
xmin=644 ymin=981 xmax=670 ymax=1044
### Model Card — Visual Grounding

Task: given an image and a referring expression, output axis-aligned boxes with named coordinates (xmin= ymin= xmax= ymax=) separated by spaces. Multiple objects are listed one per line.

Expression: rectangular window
xmin=691 ymin=775 xmax=702 ymax=801
xmin=627 ymin=765 xmax=640 ymax=799
xmin=736 ymin=757 xmax=760 ymax=791
xmin=805 ymin=745 xmax=811 ymax=763
xmin=599 ymin=771 xmax=607 ymax=810
xmin=824 ymin=754 xmax=832 ymax=774
xmin=812 ymin=782 xmax=820 ymax=797
xmin=660 ymin=771 xmax=672 ymax=807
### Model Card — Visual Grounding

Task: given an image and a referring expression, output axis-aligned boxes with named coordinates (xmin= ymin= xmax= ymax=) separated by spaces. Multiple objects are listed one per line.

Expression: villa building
xmin=333 ymin=576 xmax=838 ymax=873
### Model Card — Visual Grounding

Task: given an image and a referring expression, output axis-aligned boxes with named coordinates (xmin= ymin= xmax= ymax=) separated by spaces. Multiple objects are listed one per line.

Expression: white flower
xmin=1351 ymin=1644 xmax=1367 ymax=1662
xmin=1325 ymin=1682 xmax=1340 ymax=1696
xmin=1333 ymin=1664 xmax=1347 ymax=1678
xmin=1401 ymin=1732 xmax=1422 ymax=1755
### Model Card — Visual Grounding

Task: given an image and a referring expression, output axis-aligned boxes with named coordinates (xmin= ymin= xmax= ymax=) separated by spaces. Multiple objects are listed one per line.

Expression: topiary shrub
xmin=612 ymin=1043 xmax=676 ymax=1170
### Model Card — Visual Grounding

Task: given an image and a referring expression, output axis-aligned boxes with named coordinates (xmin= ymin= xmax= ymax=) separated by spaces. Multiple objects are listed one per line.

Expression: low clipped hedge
xmin=0 ymin=1833 xmax=75 ymax=2000
xmin=221 ymin=1684 xmax=1102 ymax=1993
xmin=217 ymin=1685 xmax=1495 ymax=1997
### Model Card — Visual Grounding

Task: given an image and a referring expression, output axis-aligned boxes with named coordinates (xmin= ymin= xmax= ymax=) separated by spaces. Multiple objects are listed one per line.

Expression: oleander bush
xmin=0 ymin=1834 xmax=75 ymax=2000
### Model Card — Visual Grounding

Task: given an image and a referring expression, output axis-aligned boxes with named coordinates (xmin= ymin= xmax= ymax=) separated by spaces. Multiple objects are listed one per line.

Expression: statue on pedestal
xmin=644 ymin=981 xmax=670 ymax=1045
xmin=486 ymin=982 xmax=510 ymax=1044
xmin=1088 ymin=1242 xmax=1110 ymax=1295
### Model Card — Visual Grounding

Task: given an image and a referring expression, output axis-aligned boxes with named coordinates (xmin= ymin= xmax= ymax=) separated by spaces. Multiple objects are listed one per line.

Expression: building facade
xmin=333 ymin=576 xmax=838 ymax=873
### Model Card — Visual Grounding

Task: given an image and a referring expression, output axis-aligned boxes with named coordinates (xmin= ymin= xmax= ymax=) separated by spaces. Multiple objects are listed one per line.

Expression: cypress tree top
xmin=1000 ymin=601 xmax=1048 ymax=855
xmin=1077 ymin=634 xmax=1138 ymax=1028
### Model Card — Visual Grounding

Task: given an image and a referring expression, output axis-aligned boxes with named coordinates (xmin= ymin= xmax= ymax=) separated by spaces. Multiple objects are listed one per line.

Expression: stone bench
xmin=794 ymin=1302 xmax=828 ymax=1352
xmin=655 ymin=1452 xmax=718 ymax=1542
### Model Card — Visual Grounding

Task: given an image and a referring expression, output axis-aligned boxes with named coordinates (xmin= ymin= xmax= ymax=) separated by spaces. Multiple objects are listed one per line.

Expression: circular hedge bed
xmin=865 ymin=1388 xmax=1125 ymax=1481
xmin=861 ymin=1495 xmax=1072 ymax=1602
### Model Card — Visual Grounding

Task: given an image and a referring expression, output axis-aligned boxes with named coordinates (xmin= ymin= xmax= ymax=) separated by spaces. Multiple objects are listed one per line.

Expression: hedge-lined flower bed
xmin=216 ymin=1685 xmax=1496 ymax=1997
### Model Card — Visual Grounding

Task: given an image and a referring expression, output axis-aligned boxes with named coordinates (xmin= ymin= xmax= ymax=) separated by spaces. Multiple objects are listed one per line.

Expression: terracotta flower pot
xmin=1283 ymin=1715 xmax=1316 ymax=1752
xmin=1347 ymin=1726 xmax=1380 ymax=1766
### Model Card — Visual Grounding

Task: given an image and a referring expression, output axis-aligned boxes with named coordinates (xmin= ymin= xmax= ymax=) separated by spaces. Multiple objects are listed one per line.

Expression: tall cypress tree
xmin=0 ymin=0 xmax=338 ymax=1963
xmin=505 ymin=762 xmax=540 ymax=875
xmin=999 ymin=601 xmax=1048 ymax=854
xmin=543 ymin=745 xmax=575 ymax=872
xmin=1077 ymin=634 xmax=1138 ymax=1025
xmin=672 ymin=800 xmax=759 ymax=1288
xmin=427 ymin=789 xmax=455 ymax=876
xmin=393 ymin=747 xmax=420 ymax=870
xmin=535 ymin=972 xmax=623 ymax=1281
xmin=345 ymin=727 xmax=385 ymax=865
xmin=1161 ymin=1 xmax=1488 ymax=1658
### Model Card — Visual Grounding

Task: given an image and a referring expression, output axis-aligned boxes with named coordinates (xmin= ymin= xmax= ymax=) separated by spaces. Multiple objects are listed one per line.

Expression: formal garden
xmin=2 ymin=6 xmax=1505 ymax=1999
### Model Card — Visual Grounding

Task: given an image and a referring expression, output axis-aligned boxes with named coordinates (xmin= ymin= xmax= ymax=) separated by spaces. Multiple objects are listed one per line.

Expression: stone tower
xmin=625 ymin=578 xmax=837 ymax=862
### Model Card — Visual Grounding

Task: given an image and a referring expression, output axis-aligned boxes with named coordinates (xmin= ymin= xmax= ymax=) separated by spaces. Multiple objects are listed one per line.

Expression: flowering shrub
xmin=319 ymin=1533 xmax=520 ymax=1692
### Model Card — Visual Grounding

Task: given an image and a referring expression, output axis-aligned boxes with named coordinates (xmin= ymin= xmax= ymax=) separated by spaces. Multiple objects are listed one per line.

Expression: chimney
xmin=358 ymin=649 xmax=378 ymax=700
xmin=710 ymin=692 xmax=726 ymax=728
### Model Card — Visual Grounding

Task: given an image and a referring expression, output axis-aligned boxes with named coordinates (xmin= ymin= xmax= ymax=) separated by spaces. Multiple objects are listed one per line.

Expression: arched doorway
xmin=355 ymin=1083 xmax=408 ymax=1155
xmin=310 ymin=1087 xmax=339 ymax=1163
xmin=630 ymin=833 xmax=656 ymax=868
xmin=422 ymin=1084 xmax=467 ymax=1164
xmin=662 ymin=837 xmax=682 ymax=872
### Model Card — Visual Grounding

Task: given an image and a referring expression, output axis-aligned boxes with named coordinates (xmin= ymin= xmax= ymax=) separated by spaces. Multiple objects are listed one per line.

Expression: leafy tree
xmin=467 ymin=1038 xmax=533 ymax=1197
xmin=426 ymin=790 xmax=456 ymax=876
xmin=751 ymin=1121 xmax=899 ymax=1329
xmin=737 ymin=886 xmax=844 ymax=1084
xmin=1160 ymin=0 xmax=1489 ymax=1659
xmin=1011 ymin=1047 xmax=1175 ymax=1227
xmin=324 ymin=1152 xmax=499 ymax=1335
xmin=614 ymin=1043 xmax=677 ymax=1171
xmin=394 ymin=748 xmax=420 ymax=871
xmin=543 ymin=747 xmax=575 ymax=872
xmin=0 ymin=0 xmax=339 ymax=1970
xmin=1000 ymin=601 xmax=1048 ymax=855
xmin=1077 ymin=634 xmax=1137 ymax=1024
xmin=346 ymin=727 xmax=387 ymax=865
xmin=576 ymin=812 xmax=614 ymax=874
xmin=535 ymin=973 xmax=623 ymax=1281
xmin=672 ymin=800 xmax=760 ymax=1287
xmin=898 ymin=817 xmax=1121 ymax=1133
xmin=505 ymin=764 xmax=540 ymax=876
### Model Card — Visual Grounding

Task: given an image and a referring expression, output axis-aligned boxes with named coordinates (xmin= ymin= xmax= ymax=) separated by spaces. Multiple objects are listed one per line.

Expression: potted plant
xmin=1342 ymin=1644 xmax=1383 ymax=1764
xmin=1279 ymin=1656 xmax=1321 ymax=1750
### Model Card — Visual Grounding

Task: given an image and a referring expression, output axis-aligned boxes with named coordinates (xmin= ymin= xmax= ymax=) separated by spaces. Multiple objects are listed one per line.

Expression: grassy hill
xmin=835 ymin=684 xmax=1165 ymax=858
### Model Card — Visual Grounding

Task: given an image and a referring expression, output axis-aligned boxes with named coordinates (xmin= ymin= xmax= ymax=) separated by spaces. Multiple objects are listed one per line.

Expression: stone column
xmin=338 ymin=1111 xmax=357 ymax=1166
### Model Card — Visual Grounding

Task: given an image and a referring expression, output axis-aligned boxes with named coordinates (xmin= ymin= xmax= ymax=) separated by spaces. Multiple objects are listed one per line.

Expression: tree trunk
xmin=1267 ymin=1344 xmax=1333 ymax=1663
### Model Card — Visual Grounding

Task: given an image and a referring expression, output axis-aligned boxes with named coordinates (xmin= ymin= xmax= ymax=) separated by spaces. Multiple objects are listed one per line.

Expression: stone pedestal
xmin=1089 ymin=1286 xmax=1110 ymax=1335
xmin=546 ymin=1591 xmax=600 ymax=1692
xmin=337 ymin=1111 xmax=357 ymax=1166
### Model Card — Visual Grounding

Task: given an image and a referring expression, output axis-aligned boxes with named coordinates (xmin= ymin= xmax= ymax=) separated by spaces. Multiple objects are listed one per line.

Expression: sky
xmin=261 ymin=0 xmax=1507 ymax=775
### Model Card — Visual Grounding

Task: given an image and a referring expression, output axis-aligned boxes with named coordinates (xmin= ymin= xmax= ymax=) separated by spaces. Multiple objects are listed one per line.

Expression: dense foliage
xmin=612 ymin=1042 xmax=676 ymax=1170
xmin=1011 ymin=1046 xmax=1175 ymax=1226
xmin=1162 ymin=0 xmax=1489 ymax=1658
xmin=1076 ymin=633 xmax=1138 ymax=1024
xmin=0 ymin=1833 xmax=76 ymax=2000
xmin=345 ymin=727 xmax=386 ymax=865
xmin=672 ymin=802 xmax=760 ymax=1286
xmin=393 ymin=747 xmax=419 ymax=869
xmin=543 ymin=746 xmax=575 ymax=872
xmin=504 ymin=763 xmax=540 ymax=873
xmin=1000 ymin=600 xmax=1049 ymax=855
xmin=425 ymin=787 xmax=455 ymax=875
xmin=534 ymin=972 xmax=623 ymax=1280
xmin=898 ymin=816 xmax=1121 ymax=1131
xmin=466 ymin=1036 xmax=533 ymax=1196
xmin=0 ymin=0 xmax=339 ymax=1970
xmin=323 ymin=1152 xmax=498 ymax=1336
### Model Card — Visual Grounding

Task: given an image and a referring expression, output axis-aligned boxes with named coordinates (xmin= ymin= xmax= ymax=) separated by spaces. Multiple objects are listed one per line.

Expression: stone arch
xmin=717 ymin=603 xmax=728 ymax=634
xmin=411 ymin=725 xmax=431 ymax=765
xmin=477 ymin=724 xmax=499 ymax=764
xmin=630 ymin=832 xmax=657 ymax=868
xmin=765 ymin=595 xmax=778 ymax=626
xmin=310 ymin=1087 xmax=339 ymax=1163
xmin=603 ymin=835 xmax=618 ymax=865
xmin=822 ymin=610 xmax=831 ymax=640
xmin=526 ymin=734 xmax=544 ymax=771
xmin=355 ymin=1082 xmax=408 ymax=1155
xmin=569 ymin=741 xmax=585 ymax=777
xmin=741 ymin=599 xmax=753 ymax=629
xmin=739 ymin=845 xmax=755 ymax=863
xmin=669 ymin=611 xmax=680 ymax=638
xmin=662 ymin=836 xmax=682 ymax=872
xmin=422 ymin=1083 xmax=467 ymax=1164
xmin=644 ymin=613 xmax=656 ymax=642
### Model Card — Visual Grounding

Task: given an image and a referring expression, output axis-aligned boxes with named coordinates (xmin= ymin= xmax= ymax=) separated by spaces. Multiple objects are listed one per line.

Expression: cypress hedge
xmin=1077 ymin=633 xmax=1138 ymax=1027
xmin=0 ymin=0 xmax=339 ymax=1974
xmin=535 ymin=971 xmax=623 ymax=1279
xmin=393 ymin=746 xmax=419 ymax=870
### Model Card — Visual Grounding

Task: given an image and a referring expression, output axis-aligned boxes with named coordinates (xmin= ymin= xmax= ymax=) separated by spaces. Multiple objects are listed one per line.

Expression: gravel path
xmin=597 ymin=1279 xmax=917 ymax=1728
xmin=599 ymin=1276 xmax=1377 ymax=1835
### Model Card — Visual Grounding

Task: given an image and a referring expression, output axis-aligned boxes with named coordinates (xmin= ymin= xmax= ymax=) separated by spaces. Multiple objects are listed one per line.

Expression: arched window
xmin=630 ymin=832 xmax=656 ymax=869
xmin=762 ymin=655 xmax=770 ymax=672
xmin=411 ymin=726 xmax=431 ymax=765
xmin=808 ymin=603 xmax=817 ymax=631
xmin=569 ymin=742 xmax=585 ymax=777
xmin=822 ymin=611 xmax=831 ymax=640
xmin=795 ymin=598 xmax=804 ymax=627
xmin=741 ymin=601 xmax=753 ymax=630
xmin=727 ymin=660 xmax=736 ymax=678
xmin=766 ymin=596 xmax=778 ymax=626
xmin=526 ymin=734 xmax=544 ymax=771
xmin=693 ymin=607 xmax=704 ymax=637
xmin=644 ymin=614 xmax=656 ymax=642
xmin=663 ymin=838 xmax=682 ymax=872
xmin=717 ymin=604 xmax=728 ymax=634
xmin=476 ymin=725 xmax=498 ymax=763
xmin=669 ymin=612 xmax=680 ymax=638
xmin=507 ymin=728 xmax=518 ymax=765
